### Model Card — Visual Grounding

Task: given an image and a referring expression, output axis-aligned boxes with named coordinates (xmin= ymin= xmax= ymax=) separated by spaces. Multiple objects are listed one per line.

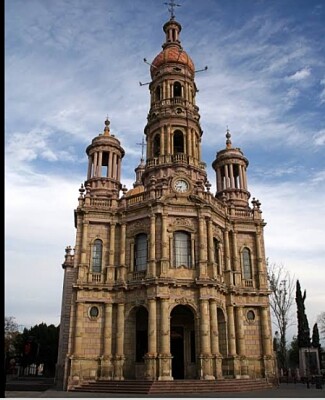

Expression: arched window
xmin=134 ymin=233 xmax=148 ymax=271
xmin=155 ymin=86 xmax=161 ymax=101
xmin=92 ymin=239 xmax=103 ymax=273
xmin=153 ymin=134 xmax=160 ymax=157
xmin=242 ymin=247 xmax=252 ymax=279
xmin=173 ymin=130 xmax=184 ymax=153
xmin=173 ymin=81 xmax=182 ymax=97
xmin=213 ymin=238 xmax=220 ymax=265
xmin=174 ymin=231 xmax=191 ymax=268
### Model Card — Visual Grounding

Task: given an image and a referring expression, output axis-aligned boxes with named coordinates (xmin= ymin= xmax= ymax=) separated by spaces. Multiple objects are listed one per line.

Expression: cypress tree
xmin=295 ymin=280 xmax=311 ymax=348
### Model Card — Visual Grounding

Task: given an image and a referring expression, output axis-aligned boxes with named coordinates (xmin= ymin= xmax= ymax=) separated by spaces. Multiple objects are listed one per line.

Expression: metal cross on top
xmin=136 ymin=137 xmax=146 ymax=160
xmin=164 ymin=0 xmax=181 ymax=20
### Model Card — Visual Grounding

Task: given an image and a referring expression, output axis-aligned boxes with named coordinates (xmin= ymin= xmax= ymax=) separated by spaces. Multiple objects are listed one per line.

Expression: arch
xmin=173 ymin=130 xmax=184 ymax=154
xmin=242 ymin=247 xmax=252 ymax=280
xmin=173 ymin=81 xmax=182 ymax=97
xmin=155 ymin=85 xmax=161 ymax=101
xmin=135 ymin=307 xmax=148 ymax=362
xmin=92 ymin=239 xmax=103 ymax=273
xmin=134 ymin=233 xmax=148 ymax=271
xmin=217 ymin=308 xmax=227 ymax=356
xmin=173 ymin=231 xmax=191 ymax=268
xmin=170 ymin=305 xmax=196 ymax=379
xmin=153 ymin=134 xmax=160 ymax=157
xmin=124 ymin=305 xmax=148 ymax=378
xmin=233 ymin=163 xmax=240 ymax=189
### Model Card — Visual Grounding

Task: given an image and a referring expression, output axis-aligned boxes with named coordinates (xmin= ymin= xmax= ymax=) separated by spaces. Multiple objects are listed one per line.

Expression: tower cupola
xmin=85 ymin=118 xmax=125 ymax=199
xmin=212 ymin=129 xmax=250 ymax=207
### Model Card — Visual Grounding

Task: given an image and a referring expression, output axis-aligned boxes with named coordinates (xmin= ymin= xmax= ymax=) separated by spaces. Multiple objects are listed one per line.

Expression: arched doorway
xmin=124 ymin=306 xmax=148 ymax=379
xmin=170 ymin=305 xmax=196 ymax=379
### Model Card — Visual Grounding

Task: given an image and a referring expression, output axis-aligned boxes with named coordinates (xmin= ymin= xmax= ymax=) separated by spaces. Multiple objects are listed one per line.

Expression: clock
xmin=173 ymin=178 xmax=189 ymax=193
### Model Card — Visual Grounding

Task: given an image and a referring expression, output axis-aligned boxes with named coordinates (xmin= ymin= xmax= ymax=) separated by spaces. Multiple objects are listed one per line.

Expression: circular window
xmin=247 ymin=310 xmax=255 ymax=321
xmin=89 ymin=306 xmax=99 ymax=318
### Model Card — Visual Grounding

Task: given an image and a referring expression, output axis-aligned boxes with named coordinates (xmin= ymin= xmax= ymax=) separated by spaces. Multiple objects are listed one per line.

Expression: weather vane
xmin=136 ymin=137 xmax=146 ymax=160
xmin=164 ymin=0 xmax=181 ymax=20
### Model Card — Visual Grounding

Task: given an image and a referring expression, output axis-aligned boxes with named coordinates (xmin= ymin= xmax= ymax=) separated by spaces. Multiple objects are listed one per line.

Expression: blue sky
xmin=5 ymin=0 xmax=325 ymax=340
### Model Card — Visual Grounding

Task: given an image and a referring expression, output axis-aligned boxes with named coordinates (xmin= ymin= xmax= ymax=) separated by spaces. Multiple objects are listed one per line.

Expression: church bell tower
xmin=142 ymin=15 xmax=208 ymax=193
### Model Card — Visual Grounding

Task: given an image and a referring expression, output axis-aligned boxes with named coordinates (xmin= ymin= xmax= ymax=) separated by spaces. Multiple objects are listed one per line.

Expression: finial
xmin=104 ymin=116 xmax=110 ymax=135
xmin=226 ymin=127 xmax=232 ymax=149
xmin=164 ymin=0 xmax=181 ymax=20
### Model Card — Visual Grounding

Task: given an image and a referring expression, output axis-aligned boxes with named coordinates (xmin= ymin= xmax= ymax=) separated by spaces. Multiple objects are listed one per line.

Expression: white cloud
xmin=287 ymin=67 xmax=311 ymax=81
xmin=311 ymin=129 xmax=325 ymax=146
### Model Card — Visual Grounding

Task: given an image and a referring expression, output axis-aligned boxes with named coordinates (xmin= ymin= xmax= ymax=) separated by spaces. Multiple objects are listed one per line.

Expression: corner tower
xmin=212 ymin=130 xmax=250 ymax=208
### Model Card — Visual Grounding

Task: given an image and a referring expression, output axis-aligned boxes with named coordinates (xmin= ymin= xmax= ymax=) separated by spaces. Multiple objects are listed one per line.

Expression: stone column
xmin=114 ymin=303 xmax=125 ymax=380
xmin=158 ymin=298 xmax=172 ymax=380
xmin=256 ymin=227 xmax=267 ymax=288
xmin=198 ymin=214 xmax=208 ymax=277
xmin=187 ymin=127 xmax=192 ymax=157
xmin=210 ymin=300 xmax=219 ymax=355
xmin=229 ymin=164 xmax=235 ymax=188
xmin=167 ymin=125 xmax=171 ymax=155
xmin=210 ymin=300 xmax=222 ymax=379
xmin=160 ymin=214 xmax=169 ymax=275
xmin=239 ymin=165 xmax=244 ymax=189
xmin=107 ymin=152 xmax=111 ymax=178
xmin=119 ymin=223 xmax=126 ymax=281
xmin=199 ymin=299 xmax=214 ymax=380
xmin=223 ymin=229 xmax=231 ymax=271
xmin=227 ymin=305 xmax=236 ymax=356
xmin=260 ymin=306 xmax=274 ymax=379
xmin=207 ymin=219 xmax=215 ymax=265
xmin=225 ymin=165 xmax=229 ymax=188
xmin=223 ymin=228 xmax=232 ymax=286
xmin=107 ymin=223 xmax=116 ymax=282
xmin=117 ymin=156 xmax=121 ymax=181
xmin=160 ymin=126 xmax=165 ymax=156
xmin=101 ymin=303 xmax=113 ymax=379
xmin=217 ymin=168 xmax=222 ymax=192
xmin=98 ymin=151 xmax=103 ymax=177
xmin=231 ymin=230 xmax=240 ymax=285
xmin=80 ymin=222 xmax=88 ymax=265
xmin=235 ymin=307 xmax=245 ymax=356
xmin=93 ymin=152 xmax=98 ymax=177
xmin=261 ymin=307 xmax=272 ymax=356
xmin=149 ymin=214 xmax=156 ymax=277
xmin=145 ymin=298 xmax=157 ymax=380
xmin=74 ymin=302 xmax=83 ymax=355
xmin=112 ymin=153 xmax=117 ymax=179
xmin=87 ymin=156 xmax=92 ymax=180
xmin=192 ymin=130 xmax=196 ymax=159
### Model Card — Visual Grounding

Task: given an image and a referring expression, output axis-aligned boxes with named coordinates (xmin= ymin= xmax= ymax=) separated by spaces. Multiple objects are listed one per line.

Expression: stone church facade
xmin=56 ymin=13 xmax=276 ymax=391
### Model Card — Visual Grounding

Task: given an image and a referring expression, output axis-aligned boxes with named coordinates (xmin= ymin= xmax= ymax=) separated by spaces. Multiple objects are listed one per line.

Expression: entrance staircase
xmin=70 ymin=378 xmax=274 ymax=395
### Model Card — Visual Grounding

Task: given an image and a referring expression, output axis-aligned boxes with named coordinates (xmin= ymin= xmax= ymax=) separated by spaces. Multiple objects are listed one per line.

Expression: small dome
xmin=151 ymin=46 xmax=195 ymax=77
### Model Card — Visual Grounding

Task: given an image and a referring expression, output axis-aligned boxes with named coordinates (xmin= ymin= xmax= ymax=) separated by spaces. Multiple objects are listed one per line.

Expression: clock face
xmin=174 ymin=179 xmax=189 ymax=193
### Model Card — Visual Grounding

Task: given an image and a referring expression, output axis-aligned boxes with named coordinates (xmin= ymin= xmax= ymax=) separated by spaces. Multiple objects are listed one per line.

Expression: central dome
xmin=150 ymin=45 xmax=195 ymax=77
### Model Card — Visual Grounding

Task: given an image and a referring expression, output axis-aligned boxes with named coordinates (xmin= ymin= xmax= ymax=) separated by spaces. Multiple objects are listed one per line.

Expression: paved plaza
xmin=4 ymin=382 xmax=325 ymax=398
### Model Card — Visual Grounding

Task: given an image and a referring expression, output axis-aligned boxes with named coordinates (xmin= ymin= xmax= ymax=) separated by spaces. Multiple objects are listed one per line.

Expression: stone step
xmin=71 ymin=379 xmax=273 ymax=394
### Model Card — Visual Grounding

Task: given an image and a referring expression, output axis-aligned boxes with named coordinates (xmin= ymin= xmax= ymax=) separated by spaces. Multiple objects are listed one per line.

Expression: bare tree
xmin=267 ymin=263 xmax=295 ymax=370
xmin=5 ymin=316 xmax=19 ymax=354
xmin=317 ymin=312 xmax=325 ymax=340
